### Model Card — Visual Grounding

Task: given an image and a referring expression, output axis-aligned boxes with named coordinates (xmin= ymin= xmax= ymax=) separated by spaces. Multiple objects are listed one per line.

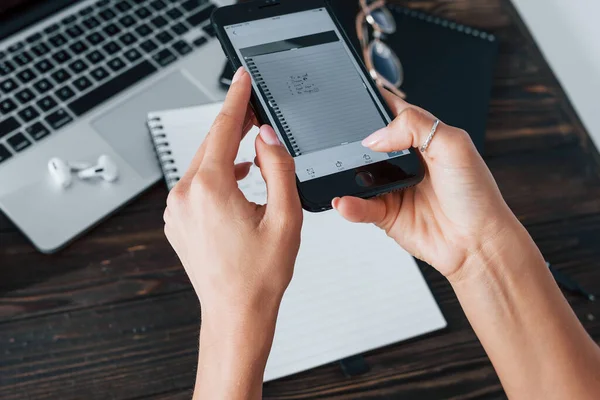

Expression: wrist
xmin=447 ymin=217 xmax=546 ymax=286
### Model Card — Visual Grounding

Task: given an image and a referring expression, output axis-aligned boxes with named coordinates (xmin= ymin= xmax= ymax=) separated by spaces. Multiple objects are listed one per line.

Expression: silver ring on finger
xmin=420 ymin=119 xmax=441 ymax=153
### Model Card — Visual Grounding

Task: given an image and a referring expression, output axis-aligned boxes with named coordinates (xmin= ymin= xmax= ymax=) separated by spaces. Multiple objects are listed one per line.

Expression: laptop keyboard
xmin=0 ymin=0 xmax=217 ymax=165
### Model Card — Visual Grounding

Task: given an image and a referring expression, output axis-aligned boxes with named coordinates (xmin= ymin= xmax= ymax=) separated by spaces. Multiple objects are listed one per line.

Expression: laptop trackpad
xmin=92 ymin=71 xmax=212 ymax=179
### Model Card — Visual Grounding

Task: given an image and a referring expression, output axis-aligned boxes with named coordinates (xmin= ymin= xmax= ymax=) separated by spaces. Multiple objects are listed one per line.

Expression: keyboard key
xmin=79 ymin=6 xmax=94 ymax=16
xmin=52 ymin=50 xmax=72 ymax=64
xmin=87 ymin=50 xmax=105 ymax=64
xmin=182 ymin=0 xmax=206 ymax=12
xmin=55 ymin=85 xmax=76 ymax=101
xmin=135 ymin=7 xmax=151 ymax=19
xmin=0 ymin=144 xmax=12 ymax=164
xmin=119 ymin=15 xmax=137 ymax=28
xmin=203 ymin=24 xmax=215 ymax=37
xmin=33 ymin=78 xmax=54 ymax=94
xmin=135 ymin=24 xmax=153 ymax=37
xmin=152 ymin=49 xmax=177 ymax=66
xmin=37 ymin=95 xmax=58 ymax=112
xmin=69 ymin=59 xmax=89 ymax=74
xmin=119 ymin=33 xmax=138 ymax=46
xmin=187 ymin=5 xmax=216 ymax=26
xmin=0 ymin=60 xmax=16 ymax=76
xmin=103 ymin=41 xmax=122 ymax=55
xmin=140 ymin=39 xmax=158 ymax=53
xmin=45 ymin=108 xmax=73 ymax=130
xmin=15 ymin=88 xmax=35 ymax=104
xmin=82 ymin=16 xmax=101 ymax=29
xmin=16 ymin=68 xmax=36 ymax=84
xmin=124 ymin=48 xmax=142 ymax=62
xmin=166 ymin=7 xmax=184 ymax=20
xmin=44 ymin=24 xmax=60 ymax=34
xmin=69 ymin=40 xmax=88 ymax=54
xmin=116 ymin=1 xmax=133 ymax=12
xmin=68 ymin=61 xmax=157 ymax=116
xmin=49 ymin=33 xmax=68 ymax=47
xmin=18 ymin=106 xmax=40 ymax=122
xmin=31 ymin=42 xmax=50 ymax=57
xmin=86 ymin=32 xmax=106 ymax=45
xmin=0 ymin=116 xmax=21 ymax=138
xmin=34 ymin=59 xmax=55 ymax=73
xmin=99 ymin=9 xmax=117 ymax=21
xmin=13 ymin=51 xmax=33 ymax=66
xmin=26 ymin=32 xmax=43 ymax=44
xmin=51 ymin=69 xmax=72 ymax=84
xmin=1 ymin=78 xmax=18 ymax=94
xmin=104 ymin=23 xmax=121 ymax=37
xmin=73 ymin=76 xmax=93 ymax=92
xmin=171 ymin=22 xmax=189 ymax=35
xmin=96 ymin=0 xmax=110 ymax=7
xmin=61 ymin=15 xmax=77 ymax=26
xmin=8 ymin=42 xmax=25 ymax=53
xmin=26 ymin=122 xmax=51 ymax=141
xmin=132 ymin=0 xmax=146 ymax=4
xmin=0 ymin=98 xmax=18 ymax=115
xmin=7 ymin=133 xmax=31 ymax=152
xmin=0 ymin=50 xmax=4 ymax=60
xmin=107 ymin=57 xmax=126 ymax=72
xmin=66 ymin=25 xmax=85 ymax=38
xmin=150 ymin=0 xmax=167 ymax=11
xmin=156 ymin=31 xmax=173 ymax=44
xmin=172 ymin=40 xmax=192 ymax=56
xmin=90 ymin=66 xmax=110 ymax=82
xmin=151 ymin=16 xmax=168 ymax=29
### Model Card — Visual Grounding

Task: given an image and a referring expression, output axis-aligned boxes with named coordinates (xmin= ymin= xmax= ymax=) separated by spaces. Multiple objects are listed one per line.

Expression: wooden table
xmin=2 ymin=1 xmax=599 ymax=398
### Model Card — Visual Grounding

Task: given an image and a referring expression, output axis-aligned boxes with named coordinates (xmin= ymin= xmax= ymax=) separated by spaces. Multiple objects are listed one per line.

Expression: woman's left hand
xmin=163 ymin=66 xmax=303 ymax=323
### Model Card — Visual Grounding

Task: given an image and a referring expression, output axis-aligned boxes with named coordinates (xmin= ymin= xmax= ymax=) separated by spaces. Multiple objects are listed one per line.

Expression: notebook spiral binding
xmin=246 ymin=58 xmax=301 ymax=156
xmin=147 ymin=116 xmax=180 ymax=188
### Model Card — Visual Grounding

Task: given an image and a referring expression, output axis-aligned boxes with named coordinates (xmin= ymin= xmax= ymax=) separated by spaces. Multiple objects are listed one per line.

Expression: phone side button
xmin=355 ymin=171 xmax=375 ymax=187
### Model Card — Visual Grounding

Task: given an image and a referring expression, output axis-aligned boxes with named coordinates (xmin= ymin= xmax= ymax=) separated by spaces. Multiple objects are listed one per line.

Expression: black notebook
xmin=221 ymin=2 xmax=498 ymax=153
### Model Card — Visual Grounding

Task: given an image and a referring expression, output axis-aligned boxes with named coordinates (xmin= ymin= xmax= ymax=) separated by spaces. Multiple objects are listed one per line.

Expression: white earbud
xmin=48 ymin=158 xmax=74 ymax=188
xmin=78 ymin=155 xmax=119 ymax=183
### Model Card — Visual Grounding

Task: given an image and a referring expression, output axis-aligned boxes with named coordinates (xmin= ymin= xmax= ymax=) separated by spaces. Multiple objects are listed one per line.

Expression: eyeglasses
xmin=356 ymin=0 xmax=406 ymax=98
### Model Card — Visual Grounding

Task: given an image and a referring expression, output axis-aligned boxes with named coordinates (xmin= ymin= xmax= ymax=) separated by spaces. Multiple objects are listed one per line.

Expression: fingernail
xmin=232 ymin=67 xmax=245 ymax=84
xmin=362 ymin=127 xmax=388 ymax=148
xmin=332 ymin=197 xmax=341 ymax=210
xmin=259 ymin=125 xmax=282 ymax=146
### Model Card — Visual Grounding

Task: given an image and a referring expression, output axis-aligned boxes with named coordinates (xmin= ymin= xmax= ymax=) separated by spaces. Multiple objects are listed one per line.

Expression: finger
xmin=332 ymin=196 xmax=387 ymax=226
xmin=362 ymin=107 xmax=457 ymax=162
xmin=255 ymin=125 xmax=301 ymax=215
xmin=202 ymin=67 xmax=252 ymax=169
xmin=234 ymin=162 xmax=252 ymax=181
xmin=178 ymin=82 xmax=256 ymax=188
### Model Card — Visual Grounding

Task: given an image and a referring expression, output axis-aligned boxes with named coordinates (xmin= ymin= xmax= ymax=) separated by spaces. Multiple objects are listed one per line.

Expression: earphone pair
xmin=48 ymin=155 xmax=118 ymax=189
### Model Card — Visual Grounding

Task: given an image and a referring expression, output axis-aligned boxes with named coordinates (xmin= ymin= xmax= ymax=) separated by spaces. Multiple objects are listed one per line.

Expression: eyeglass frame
xmin=355 ymin=0 xmax=406 ymax=99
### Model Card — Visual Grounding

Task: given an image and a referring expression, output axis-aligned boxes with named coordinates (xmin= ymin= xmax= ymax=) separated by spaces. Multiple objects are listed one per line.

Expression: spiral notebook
xmin=146 ymin=103 xmax=447 ymax=381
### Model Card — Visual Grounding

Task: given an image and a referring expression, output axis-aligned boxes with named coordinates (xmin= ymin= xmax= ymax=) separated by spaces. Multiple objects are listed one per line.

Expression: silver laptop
xmin=0 ymin=0 xmax=233 ymax=253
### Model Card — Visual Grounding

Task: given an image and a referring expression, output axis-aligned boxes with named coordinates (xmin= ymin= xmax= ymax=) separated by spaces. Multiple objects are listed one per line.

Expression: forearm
xmin=451 ymin=219 xmax=600 ymax=399
xmin=193 ymin=301 xmax=280 ymax=400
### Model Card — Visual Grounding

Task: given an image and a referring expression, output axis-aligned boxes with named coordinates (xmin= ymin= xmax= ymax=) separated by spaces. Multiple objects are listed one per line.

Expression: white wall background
xmin=511 ymin=0 xmax=600 ymax=150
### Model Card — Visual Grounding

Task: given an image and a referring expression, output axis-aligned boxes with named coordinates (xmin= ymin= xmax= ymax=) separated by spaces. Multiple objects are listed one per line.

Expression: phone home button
xmin=355 ymin=171 xmax=375 ymax=187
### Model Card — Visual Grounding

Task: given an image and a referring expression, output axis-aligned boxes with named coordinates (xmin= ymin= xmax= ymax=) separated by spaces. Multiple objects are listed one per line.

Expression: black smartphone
xmin=212 ymin=0 xmax=424 ymax=212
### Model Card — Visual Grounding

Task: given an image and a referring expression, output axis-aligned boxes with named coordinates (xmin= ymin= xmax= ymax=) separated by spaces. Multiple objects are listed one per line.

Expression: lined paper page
xmin=147 ymin=104 xmax=446 ymax=382
xmin=249 ymin=41 xmax=386 ymax=155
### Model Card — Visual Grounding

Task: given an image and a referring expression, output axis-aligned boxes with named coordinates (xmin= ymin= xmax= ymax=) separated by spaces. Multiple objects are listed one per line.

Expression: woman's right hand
xmin=333 ymin=91 xmax=523 ymax=282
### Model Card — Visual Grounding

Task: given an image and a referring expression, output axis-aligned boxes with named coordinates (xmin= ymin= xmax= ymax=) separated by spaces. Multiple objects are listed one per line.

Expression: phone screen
xmin=225 ymin=7 xmax=409 ymax=182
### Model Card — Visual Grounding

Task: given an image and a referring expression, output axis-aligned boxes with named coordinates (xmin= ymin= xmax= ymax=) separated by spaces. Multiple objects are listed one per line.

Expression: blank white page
xmin=147 ymin=104 xmax=447 ymax=381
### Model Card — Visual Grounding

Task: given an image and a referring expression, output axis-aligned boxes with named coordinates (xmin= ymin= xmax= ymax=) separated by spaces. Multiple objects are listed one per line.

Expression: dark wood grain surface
xmin=2 ymin=0 xmax=600 ymax=399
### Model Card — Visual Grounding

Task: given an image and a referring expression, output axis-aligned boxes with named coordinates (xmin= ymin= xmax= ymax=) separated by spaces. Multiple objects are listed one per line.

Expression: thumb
xmin=255 ymin=125 xmax=301 ymax=215
xmin=333 ymin=196 xmax=389 ymax=228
